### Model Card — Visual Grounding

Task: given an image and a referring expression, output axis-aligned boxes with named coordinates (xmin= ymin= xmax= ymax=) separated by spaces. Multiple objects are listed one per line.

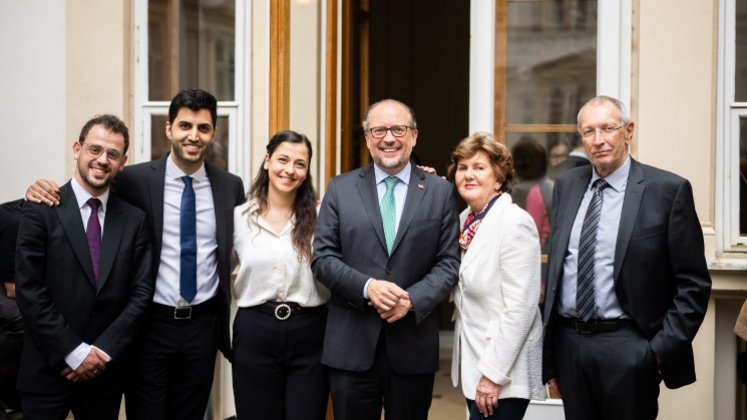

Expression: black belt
xmin=559 ymin=316 xmax=634 ymax=334
xmin=249 ymin=301 xmax=324 ymax=321
xmin=151 ymin=296 xmax=218 ymax=320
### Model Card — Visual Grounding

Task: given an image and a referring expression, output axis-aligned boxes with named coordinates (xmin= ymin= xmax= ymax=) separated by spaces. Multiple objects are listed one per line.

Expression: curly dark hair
xmin=246 ymin=130 xmax=317 ymax=261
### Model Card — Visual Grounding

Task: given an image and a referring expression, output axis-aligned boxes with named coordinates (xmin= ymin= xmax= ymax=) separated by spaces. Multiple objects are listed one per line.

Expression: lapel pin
xmin=417 ymin=183 xmax=424 ymax=190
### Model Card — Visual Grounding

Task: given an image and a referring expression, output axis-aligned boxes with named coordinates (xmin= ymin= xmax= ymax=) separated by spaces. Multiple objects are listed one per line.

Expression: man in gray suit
xmin=312 ymin=99 xmax=460 ymax=420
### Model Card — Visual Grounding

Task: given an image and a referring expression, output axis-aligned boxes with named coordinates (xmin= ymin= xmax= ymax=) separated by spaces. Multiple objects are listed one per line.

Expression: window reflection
xmin=505 ymin=0 xmax=597 ymax=125
xmin=148 ymin=0 xmax=235 ymax=101
xmin=736 ymin=0 xmax=747 ymax=101
xmin=740 ymin=117 xmax=747 ymax=236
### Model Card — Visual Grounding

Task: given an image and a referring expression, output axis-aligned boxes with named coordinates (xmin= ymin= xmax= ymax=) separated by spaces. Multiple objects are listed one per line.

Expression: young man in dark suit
xmin=312 ymin=99 xmax=461 ymax=420
xmin=542 ymin=95 xmax=712 ymax=420
xmin=27 ymin=89 xmax=246 ymax=419
xmin=15 ymin=115 xmax=153 ymax=419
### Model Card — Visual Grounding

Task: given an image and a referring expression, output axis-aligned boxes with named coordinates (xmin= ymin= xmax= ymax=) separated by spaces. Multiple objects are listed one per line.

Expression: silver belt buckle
xmin=174 ymin=306 xmax=192 ymax=320
xmin=274 ymin=303 xmax=291 ymax=320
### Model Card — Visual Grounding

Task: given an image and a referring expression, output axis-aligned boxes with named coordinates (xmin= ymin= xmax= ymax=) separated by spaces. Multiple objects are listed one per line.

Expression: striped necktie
xmin=576 ymin=178 xmax=609 ymax=321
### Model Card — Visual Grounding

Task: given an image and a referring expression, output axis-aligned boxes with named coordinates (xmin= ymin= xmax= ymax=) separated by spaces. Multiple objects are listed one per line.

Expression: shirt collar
xmin=591 ymin=155 xmax=631 ymax=192
xmin=70 ymin=177 xmax=110 ymax=211
xmin=166 ymin=153 xmax=207 ymax=183
xmin=373 ymin=162 xmax=411 ymax=186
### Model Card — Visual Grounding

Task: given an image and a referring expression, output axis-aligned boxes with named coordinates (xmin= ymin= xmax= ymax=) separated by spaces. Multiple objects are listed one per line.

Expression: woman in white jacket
xmin=449 ymin=133 xmax=545 ymax=419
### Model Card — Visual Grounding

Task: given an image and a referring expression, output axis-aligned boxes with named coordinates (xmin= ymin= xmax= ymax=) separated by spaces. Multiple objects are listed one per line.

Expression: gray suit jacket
xmin=312 ymin=163 xmax=460 ymax=374
xmin=542 ymin=158 xmax=711 ymax=389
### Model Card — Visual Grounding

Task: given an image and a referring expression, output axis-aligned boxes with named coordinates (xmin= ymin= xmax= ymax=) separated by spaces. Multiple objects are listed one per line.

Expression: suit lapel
xmin=356 ymin=165 xmax=388 ymax=253
xmin=550 ymin=169 xmax=591 ymax=279
xmin=614 ymin=158 xmax=645 ymax=280
xmin=206 ymin=162 xmax=228 ymax=279
xmin=98 ymin=195 xmax=125 ymax=290
xmin=148 ymin=157 xmax=167 ymax=258
xmin=392 ymin=166 xmax=426 ymax=255
xmin=56 ymin=183 xmax=97 ymax=287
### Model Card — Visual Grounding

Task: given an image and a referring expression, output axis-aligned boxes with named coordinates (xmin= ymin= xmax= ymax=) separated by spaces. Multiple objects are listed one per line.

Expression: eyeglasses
xmin=82 ymin=143 xmax=124 ymax=161
xmin=367 ymin=125 xmax=413 ymax=139
xmin=579 ymin=124 xmax=625 ymax=139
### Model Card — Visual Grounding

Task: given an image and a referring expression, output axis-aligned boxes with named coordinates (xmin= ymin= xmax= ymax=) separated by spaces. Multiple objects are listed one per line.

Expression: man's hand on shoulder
xmin=26 ymin=179 xmax=60 ymax=206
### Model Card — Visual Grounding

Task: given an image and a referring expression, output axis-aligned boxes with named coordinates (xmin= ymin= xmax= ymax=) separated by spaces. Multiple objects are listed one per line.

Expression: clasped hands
xmin=60 ymin=347 xmax=109 ymax=382
xmin=367 ymin=279 xmax=412 ymax=323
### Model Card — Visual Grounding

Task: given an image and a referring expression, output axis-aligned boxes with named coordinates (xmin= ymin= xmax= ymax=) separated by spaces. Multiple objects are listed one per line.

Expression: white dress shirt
xmin=558 ymin=156 xmax=631 ymax=319
xmin=233 ymin=199 xmax=330 ymax=307
xmin=153 ymin=156 xmax=219 ymax=307
xmin=65 ymin=178 xmax=111 ymax=369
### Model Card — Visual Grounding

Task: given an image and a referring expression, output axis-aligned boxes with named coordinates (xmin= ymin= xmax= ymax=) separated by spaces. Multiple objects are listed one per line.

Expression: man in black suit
xmin=542 ymin=95 xmax=711 ymax=420
xmin=27 ymin=89 xmax=246 ymax=419
xmin=15 ymin=115 xmax=153 ymax=419
xmin=312 ymin=99 xmax=461 ymax=420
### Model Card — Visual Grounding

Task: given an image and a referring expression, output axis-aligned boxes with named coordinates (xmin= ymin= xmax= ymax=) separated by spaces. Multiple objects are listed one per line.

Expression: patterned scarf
xmin=459 ymin=193 xmax=501 ymax=251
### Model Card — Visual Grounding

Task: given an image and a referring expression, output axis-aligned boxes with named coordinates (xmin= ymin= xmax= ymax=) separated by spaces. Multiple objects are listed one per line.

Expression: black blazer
xmin=15 ymin=182 xmax=153 ymax=393
xmin=542 ymin=158 xmax=711 ymax=389
xmin=113 ymin=155 xmax=246 ymax=358
xmin=312 ymin=163 xmax=460 ymax=374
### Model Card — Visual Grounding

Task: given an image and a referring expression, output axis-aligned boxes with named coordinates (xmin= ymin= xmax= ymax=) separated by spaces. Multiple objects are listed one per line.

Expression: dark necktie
xmin=86 ymin=198 xmax=102 ymax=285
xmin=380 ymin=176 xmax=398 ymax=255
xmin=576 ymin=178 xmax=609 ymax=321
xmin=180 ymin=176 xmax=197 ymax=303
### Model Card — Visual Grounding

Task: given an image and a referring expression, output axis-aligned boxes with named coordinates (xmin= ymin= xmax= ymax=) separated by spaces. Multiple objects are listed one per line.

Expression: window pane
xmin=148 ymin=0 xmax=235 ymax=101
xmin=506 ymin=0 xmax=597 ymax=124
xmin=740 ymin=117 xmax=747 ymax=235
xmin=736 ymin=0 xmax=747 ymax=101
xmin=150 ymin=114 xmax=229 ymax=171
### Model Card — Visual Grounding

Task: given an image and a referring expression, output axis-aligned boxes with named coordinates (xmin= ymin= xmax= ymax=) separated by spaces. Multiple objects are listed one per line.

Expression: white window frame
xmin=133 ymin=0 xmax=250 ymax=182
xmin=717 ymin=0 xmax=747 ymax=253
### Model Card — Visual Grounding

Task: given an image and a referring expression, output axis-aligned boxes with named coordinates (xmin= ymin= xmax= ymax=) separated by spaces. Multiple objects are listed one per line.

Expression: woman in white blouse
xmin=232 ymin=130 xmax=330 ymax=420
xmin=449 ymin=133 xmax=545 ymax=419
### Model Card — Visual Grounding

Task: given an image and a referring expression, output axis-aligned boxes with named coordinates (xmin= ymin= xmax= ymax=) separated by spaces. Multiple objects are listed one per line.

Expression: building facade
xmin=1 ymin=0 xmax=745 ymax=419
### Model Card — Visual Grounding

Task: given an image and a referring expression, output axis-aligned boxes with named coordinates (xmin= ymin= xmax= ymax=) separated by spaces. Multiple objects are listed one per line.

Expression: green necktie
xmin=380 ymin=176 xmax=399 ymax=255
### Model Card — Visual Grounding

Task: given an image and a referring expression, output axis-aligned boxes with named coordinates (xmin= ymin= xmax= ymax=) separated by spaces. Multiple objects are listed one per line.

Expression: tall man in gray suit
xmin=312 ymin=99 xmax=461 ymax=420
xmin=542 ymin=96 xmax=711 ymax=420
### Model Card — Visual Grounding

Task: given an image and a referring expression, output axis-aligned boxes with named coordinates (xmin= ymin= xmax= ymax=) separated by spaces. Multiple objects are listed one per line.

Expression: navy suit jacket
xmin=113 ymin=155 xmax=245 ymax=358
xmin=542 ymin=158 xmax=711 ymax=389
xmin=312 ymin=163 xmax=460 ymax=374
xmin=15 ymin=182 xmax=153 ymax=393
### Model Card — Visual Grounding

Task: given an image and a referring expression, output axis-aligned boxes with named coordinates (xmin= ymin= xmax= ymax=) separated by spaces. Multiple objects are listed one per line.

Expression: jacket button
xmin=386 ymin=267 xmax=392 ymax=275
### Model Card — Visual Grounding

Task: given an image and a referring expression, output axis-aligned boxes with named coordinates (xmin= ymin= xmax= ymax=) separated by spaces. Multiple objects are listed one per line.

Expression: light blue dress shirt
xmin=558 ymin=156 xmax=631 ymax=320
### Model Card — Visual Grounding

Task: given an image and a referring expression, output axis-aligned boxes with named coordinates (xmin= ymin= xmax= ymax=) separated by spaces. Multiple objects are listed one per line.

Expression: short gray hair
xmin=577 ymin=95 xmax=630 ymax=128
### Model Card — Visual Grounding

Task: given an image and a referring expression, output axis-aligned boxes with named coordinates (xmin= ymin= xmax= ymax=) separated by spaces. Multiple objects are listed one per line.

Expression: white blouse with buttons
xmin=233 ymin=199 xmax=330 ymax=308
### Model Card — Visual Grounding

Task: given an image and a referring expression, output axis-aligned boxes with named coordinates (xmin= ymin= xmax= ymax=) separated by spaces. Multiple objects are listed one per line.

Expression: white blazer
xmin=451 ymin=193 xmax=546 ymax=401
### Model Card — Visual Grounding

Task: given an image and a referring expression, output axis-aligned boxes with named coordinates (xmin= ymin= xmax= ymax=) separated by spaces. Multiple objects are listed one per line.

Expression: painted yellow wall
xmin=65 ymin=0 xmax=133 ymax=177
xmin=635 ymin=0 xmax=719 ymax=418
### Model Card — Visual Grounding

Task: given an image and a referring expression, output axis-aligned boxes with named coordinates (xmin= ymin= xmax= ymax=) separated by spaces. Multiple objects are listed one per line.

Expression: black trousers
xmin=232 ymin=304 xmax=328 ymax=420
xmin=465 ymin=397 xmax=529 ymax=420
xmin=125 ymin=305 xmax=219 ymax=420
xmin=21 ymin=367 xmax=125 ymax=420
xmin=554 ymin=320 xmax=661 ymax=420
xmin=328 ymin=334 xmax=435 ymax=420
